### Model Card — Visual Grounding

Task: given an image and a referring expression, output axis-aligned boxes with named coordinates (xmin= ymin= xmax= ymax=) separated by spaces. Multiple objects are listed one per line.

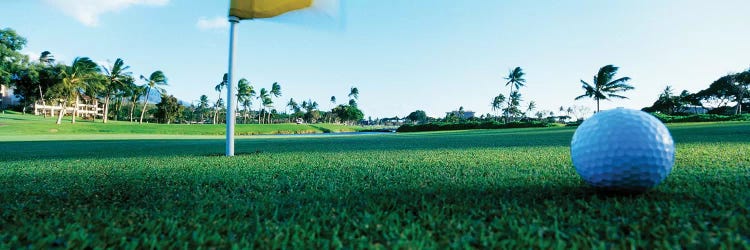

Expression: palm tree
xmin=535 ymin=111 xmax=544 ymax=120
xmin=36 ymin=51 xmax=55 ymax=116
xmin=101 ymin=58 xmax=132 ymax=123
xmin=504 ymin=67 xmax=525 ymax=121
xmin=39 ymin=51 xmax=55 ymax=65
xmin=241 ymin=99 xmax=253 ymax=123
xmin=214 ymin=98 xmax=225 ymax=123
xmin=262 ymin=95 xmax=273 ymax=124
xmin=302 ymin=99 xmax=319 ymax=123
xmin=729 ymin=71 xmax=750 ymax=114
xmin=328 ymin=96 xmax=337 ymax=122
xmin=270 ymin=82 xmax=282 ymax=97
xmin=236 ymin=78 xmax=255 ymax=124
xmin=310 ymin=101 xmax=318 ymax=110
xmin=55 ymin=57 xmax=100 ymax=124
xmin=138 ymin=71 xmax=167 ymax=124
xmin=287 ymin=98 xmax=299 ymax=113
xmin=113 ymin=86 xmax=125 ymax=121
xmin=257 ymin=88 xmax=269 ymax=124
xmin=286 ymin=98 xmax=298 ymax=122
xmin=491 ymin=94 xmax=505 ymax=121
xmin=125 ymin=82 xmax=145 ymax=122
xmin=83 ymin=73 xmax=107 ymax=122
xmin=503 ymin=91 xmax=522 ymax=121
xmin=111 ymin=76 xmax=134 ymax=121
xmin=348 ymin=86 xmax=359 ymax=100
xmin=268 ymin=82 xmax=282 ymax=124
xmin=575 ymin=65 xmax=634 ymax=112
xmin=526 ymin=101 xmax=536 ymax=118
xmin=213 ymin=73 xmax=227 ymax=124
xmin=198 ymin=94 xmax=210 ymax=122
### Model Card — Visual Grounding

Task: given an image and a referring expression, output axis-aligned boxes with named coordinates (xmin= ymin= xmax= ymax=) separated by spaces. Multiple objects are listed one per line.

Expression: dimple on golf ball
xmin=570 ymin=108 xmax=675 ymax=191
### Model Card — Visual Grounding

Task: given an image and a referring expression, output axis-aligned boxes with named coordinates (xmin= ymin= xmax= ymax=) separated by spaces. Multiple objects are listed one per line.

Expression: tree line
xmin=4 ymin=27 xmax=746 ymax=125
xmin=2 ymin=28 xmax=175 ymax=124
xmin=1 ymin=27 xmax=366 ymax=125
xmin=406 ymin=63 xmax=748 ymax=125
xmin=642 ymin=70 xmax=750 ymax=115
xmin=199 ymin=75 xmax=364 ymax=125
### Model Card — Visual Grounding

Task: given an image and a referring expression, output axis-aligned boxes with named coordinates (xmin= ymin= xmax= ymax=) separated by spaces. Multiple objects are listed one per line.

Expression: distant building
xmin=33 ymin=95 xmax=103 ymax=118
xmin=681 ymin=105 xmax=710 ymax=114
xmin=446 ymin=110 xmax=475 ymax=119
xmin=0 ymin=84 xmax=20 ymax=109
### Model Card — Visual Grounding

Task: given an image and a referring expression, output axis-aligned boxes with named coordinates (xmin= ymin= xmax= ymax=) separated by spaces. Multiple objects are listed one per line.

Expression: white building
xmin=33 ymin=96 xmax=103 ymax=118
xmin=446 ymin=110 xmax=476 ymax=119
xmin=0 ymin=84 xmax=20 ymax=109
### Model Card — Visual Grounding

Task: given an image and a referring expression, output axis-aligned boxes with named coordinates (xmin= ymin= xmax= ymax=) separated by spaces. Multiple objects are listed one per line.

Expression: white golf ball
xmin=570 ymin=108 xmax=675 ymax=191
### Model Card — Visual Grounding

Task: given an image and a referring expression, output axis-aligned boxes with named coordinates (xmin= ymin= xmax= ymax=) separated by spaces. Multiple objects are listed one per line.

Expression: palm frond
xmin=102 ymin=66 xmax=111 ymax=76
xmin=580 ymin=80 xmax=596 ymax=93
xmin=607 ymin=76 xmax=631 ymax=86
xmin=271 ymin=82 xmax=281 ymax=97
xmin=601 ymin=82 xmax=634 ymax=93
xmin=594 ymin=91 xmax=607 ymax=100
xmin=348 ymin=87 xmax=359 ymax=99
xmin=505 ymin=67 xmax=526 ymax=88
xmin=607 ymin=94 xmax=629 ymax=99
xmin=596 ymin=65 xmax=617 ymax=85
xmin=149 ymin=71 xmax=167 ymax=85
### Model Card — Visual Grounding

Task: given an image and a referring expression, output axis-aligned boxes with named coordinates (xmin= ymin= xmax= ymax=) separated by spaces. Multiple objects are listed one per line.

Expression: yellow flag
xmin=230 ymin=0 xmax=313 ymax=19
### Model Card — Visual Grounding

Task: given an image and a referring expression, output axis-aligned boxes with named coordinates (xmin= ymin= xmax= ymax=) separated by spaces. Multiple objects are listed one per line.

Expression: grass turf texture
xmin=1 ymin=117 xmax=748 ymax=248
xmin=0 ymin=112 xmax=363 ymax=137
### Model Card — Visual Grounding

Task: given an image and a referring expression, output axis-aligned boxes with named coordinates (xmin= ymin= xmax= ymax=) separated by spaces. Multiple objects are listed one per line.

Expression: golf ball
xmin=570 ymin=108 xmax=675 ymax=191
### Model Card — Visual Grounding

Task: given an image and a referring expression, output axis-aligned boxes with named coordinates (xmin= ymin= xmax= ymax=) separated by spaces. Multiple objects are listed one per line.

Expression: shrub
xmin=650 ymin=113 xmax=750 ymax=123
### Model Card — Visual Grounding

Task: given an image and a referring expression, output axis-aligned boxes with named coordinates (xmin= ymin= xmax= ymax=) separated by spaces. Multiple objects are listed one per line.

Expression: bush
xmin=396 ymin=121 xmax=557 ymax=133
xmin=650 ymin=113 xmax=750 ymax=123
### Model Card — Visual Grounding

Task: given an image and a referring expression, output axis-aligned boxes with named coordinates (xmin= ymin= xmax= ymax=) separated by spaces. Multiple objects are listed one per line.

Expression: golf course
xmin=1 ymin=113 xmax=748 ymax=248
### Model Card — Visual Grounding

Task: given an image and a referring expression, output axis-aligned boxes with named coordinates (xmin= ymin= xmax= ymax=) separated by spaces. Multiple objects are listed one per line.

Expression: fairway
xmin=0 ymin=112 xmax=364 ymax=138
xmin=1 ymin=122 xmax=749 ymax=248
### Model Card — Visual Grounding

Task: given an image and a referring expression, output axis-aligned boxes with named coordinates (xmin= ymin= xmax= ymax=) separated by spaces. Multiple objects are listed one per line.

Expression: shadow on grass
xmin=0 ymin=116 xmax=35 ymax=121
xmin=1 ymin=172 xmax=678 ymax=223
xmin=205 ymin=150 xmax=264 ymax=157
xmin=0 ymin=130 xmax=576 ymax=161
xmin=1 ymin=122 xmax=749 ymax=162
xmin=309 ymin=125 xmax=332 ymax=133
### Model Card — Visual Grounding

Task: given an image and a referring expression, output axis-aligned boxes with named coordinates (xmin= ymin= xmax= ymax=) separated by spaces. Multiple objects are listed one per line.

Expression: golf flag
xmin=230 ymin=0 xmax=313 ymax=19
xmin=224 ymin=0 xmax=343 ymax=156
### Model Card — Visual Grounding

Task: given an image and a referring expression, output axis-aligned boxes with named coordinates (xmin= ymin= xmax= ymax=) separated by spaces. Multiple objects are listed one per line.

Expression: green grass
xmin=0 ymin=112 xmax=363 ymax=137
xmin=0 ymin=113 xmax=748 ymax=248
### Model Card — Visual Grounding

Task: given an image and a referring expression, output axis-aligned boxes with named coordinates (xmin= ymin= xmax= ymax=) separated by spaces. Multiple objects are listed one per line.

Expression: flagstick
xmin=226 ymin=16 xmax=240 ymax=156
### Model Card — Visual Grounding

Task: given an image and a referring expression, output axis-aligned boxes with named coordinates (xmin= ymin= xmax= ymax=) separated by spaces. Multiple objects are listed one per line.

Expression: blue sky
xmin=3 ymin=0 xmax=750 ymax=118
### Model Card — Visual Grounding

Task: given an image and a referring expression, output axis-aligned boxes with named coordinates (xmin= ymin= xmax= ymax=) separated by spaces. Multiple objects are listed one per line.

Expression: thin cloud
xmin=196 ymin=16 xmax=228 ymax=31
xmin=21 ymin=51 xmax=40 ymax=61
xmin=45 ymin=0 xmax=169 ymax=27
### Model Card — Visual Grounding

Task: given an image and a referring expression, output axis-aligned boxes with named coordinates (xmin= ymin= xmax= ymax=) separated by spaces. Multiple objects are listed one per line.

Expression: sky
xmin=2 ymin=0 xmax=750 ymax=119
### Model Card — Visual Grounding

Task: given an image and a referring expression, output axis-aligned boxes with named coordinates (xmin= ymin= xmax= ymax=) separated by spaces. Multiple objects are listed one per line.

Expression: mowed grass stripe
xmin=0 ymin=112 xmax=363 ymax=137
